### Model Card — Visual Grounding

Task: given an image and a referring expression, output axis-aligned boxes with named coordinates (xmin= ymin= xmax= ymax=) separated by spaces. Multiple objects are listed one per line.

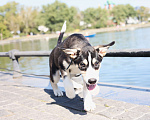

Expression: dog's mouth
xmin=86 ymin=84 xmax=96 ymax=90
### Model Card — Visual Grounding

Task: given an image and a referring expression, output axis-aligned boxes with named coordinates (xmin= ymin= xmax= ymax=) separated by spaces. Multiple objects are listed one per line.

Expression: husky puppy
xmin=49 ymin=21 xmax=115 ymax=111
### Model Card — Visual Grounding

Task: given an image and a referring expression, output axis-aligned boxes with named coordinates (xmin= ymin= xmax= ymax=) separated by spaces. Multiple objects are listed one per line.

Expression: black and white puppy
xmin=49 ymin=21 xmax=115 ymax=111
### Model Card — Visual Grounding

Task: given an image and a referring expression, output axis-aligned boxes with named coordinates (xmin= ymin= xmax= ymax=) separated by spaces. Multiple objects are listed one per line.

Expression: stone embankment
xmin=1 ymin=23 xmax=150 ymax=45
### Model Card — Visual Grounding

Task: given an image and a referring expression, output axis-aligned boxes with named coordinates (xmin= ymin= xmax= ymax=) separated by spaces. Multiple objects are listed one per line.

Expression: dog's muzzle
xmin=86 ymin=78 xmax=97 ymax=90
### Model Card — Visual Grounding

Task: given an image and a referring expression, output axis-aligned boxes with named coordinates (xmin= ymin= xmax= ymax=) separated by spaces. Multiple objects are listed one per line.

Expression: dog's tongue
xmin=87 ymin=84 xmax=96 ymax=90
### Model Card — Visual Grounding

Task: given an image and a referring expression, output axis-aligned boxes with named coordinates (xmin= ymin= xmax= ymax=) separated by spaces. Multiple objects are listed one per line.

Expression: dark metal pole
xmin=106 ymin=49 xmax=150 ymax=57
xmin=1 ymin=49 xmax=150 ymax=57
xmin=0 ymin=49 xmax=150 ymax=79
xmin=8 ymin=49 xmax=22 ymax=78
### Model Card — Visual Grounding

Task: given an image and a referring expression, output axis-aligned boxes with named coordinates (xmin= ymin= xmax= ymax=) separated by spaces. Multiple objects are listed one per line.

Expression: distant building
xmin=104 ymin=0 xmax=115 ymax=10
xmin=126 ymin=17 xmax=139 ymax=24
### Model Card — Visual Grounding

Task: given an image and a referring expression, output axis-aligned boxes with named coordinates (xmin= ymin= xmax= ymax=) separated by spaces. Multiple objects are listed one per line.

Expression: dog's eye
xmin=94 ymin=61 xmax=100 ymax=69
xmin=79 ymin=62 xmax=87 ymax=71
xmin=80 ymin=63 xmax=86 ymax=67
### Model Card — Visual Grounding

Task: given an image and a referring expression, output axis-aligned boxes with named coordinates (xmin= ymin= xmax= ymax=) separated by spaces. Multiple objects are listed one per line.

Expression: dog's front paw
xmin=53 ymin=89 xmax=63 ymax=97
xmin=84 ymin=101 xmax=96 ymax=112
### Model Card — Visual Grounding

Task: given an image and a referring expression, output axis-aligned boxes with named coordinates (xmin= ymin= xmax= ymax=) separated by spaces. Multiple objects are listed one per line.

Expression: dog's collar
xmin=65 ymin=59 xmax=73 ymax=71
xmin=65 ymin=57 xmax=80 ymax=71
xmin=64 ymin=59 xmax=81 ymax=77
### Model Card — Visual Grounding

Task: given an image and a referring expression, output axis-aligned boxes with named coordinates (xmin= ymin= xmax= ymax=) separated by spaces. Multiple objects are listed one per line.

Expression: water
xmin=0 ymin=27 xmax=150 ymax=88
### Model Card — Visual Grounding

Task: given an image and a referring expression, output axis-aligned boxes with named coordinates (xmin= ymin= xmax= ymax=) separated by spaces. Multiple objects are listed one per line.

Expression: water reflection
xmin=0 ymin=27 xmax=150 ymax=87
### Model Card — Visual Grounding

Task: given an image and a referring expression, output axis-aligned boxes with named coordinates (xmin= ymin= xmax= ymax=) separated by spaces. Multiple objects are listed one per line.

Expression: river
xmin=0 ymin=27 xmax=150 ymax=88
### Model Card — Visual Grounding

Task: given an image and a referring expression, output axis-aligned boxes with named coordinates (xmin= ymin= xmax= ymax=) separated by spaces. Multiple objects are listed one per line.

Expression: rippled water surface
xmin=1 ymin=27 xmax=150 ymax=87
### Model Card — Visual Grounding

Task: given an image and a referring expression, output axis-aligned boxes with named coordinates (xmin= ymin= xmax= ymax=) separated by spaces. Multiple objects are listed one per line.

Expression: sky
xmin=0 ymin=0 xmax=150 ymax=11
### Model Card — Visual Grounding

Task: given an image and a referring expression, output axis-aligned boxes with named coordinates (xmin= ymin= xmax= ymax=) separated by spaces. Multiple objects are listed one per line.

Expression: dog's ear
xmin=61 ymin=48 xmax=81 ymax=59
xmin=94 ymin=41 xmax=115 ymax=57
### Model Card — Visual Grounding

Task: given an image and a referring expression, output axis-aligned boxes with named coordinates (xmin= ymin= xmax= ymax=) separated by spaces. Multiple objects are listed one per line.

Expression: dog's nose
xmin=88 ymin=78 xmax=97 ymax=84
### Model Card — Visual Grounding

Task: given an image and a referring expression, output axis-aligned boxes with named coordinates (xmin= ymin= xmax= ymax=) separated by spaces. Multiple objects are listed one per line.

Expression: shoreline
xmin=0 ymin=23 xmax=150 ymax=45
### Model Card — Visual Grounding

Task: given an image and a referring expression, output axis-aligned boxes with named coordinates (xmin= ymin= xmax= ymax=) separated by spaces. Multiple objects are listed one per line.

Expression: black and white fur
xmin=49 ymin=21 xmax=115 ymax=111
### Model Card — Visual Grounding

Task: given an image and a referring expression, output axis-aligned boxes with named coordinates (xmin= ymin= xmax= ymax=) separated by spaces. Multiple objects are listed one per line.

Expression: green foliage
xmin=38 ymin=1 xmax=80 ymax=32
xmin=82 ymin=7 xmax=108 ymax=28
xmin=0 ymin=1 xmax=19 ymax=32
xmin=136 ymin=6 xmax=150 ymax=22
xmin=111 ymin=4 xmax=137 ymax=24
xmin=18 ymin=6 xmax=39 ymax=35
xmin=0 ymin=1 xmax=150 ymax=40
xmin=0 ymin=23 xmax=12 ymax=39
xmin=125 ymin=4 xmax=137 ymax=18
xmin=94 ymin=8 xmax=108 ymax=28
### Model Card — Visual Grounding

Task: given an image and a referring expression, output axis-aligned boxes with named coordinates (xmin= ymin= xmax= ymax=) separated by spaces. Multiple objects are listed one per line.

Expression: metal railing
xmin=0 ymin=49 xmax=150 ymax=78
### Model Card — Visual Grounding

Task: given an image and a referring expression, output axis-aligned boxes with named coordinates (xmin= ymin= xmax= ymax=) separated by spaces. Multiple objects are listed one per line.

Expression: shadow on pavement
xmin=44 ymin=89 xmax=87 ymax=115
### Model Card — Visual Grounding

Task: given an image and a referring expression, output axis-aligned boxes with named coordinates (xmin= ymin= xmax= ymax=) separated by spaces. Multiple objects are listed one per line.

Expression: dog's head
xmin=63 ymin=41 xmax=115 ymax=91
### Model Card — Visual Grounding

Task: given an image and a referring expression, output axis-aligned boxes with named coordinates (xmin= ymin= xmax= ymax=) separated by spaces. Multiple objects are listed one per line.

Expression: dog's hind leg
xmin=50 ymin=70 xmax=63 ymax=97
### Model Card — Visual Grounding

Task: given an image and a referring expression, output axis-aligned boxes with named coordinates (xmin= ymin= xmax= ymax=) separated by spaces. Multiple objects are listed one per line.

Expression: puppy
xmin=49 ymin=21 xmax=115 ymax=111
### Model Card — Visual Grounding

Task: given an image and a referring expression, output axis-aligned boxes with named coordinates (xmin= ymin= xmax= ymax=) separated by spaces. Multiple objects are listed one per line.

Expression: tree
xmin=18 ymin=6 xmax=39 ymax=35
xmin=0 ymin=1 xmax=39 ymax=36
xmin=0 ymin=1 xmax=19 ymax=33
xmin=136 ymin=6 xmax=150 ymax=22
xmin=94 ymin=7 xmax=108 ymax=28
xmin=125 ymin=4 xmax=137 ymax=18
xmin=38 ymin=1 xmax=80 ymax=32
xmin=0 ymin=23 xmax=12 ymax=39
xmin=111 ymin=4 xmax=137 ymax=24
xmin=82 ymin=7 xmax=108 ymax=28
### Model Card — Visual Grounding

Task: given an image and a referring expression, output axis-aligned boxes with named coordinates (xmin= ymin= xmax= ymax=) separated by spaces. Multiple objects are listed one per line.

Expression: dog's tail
xmin=57 ymin=21 xmax=66 ymax=46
